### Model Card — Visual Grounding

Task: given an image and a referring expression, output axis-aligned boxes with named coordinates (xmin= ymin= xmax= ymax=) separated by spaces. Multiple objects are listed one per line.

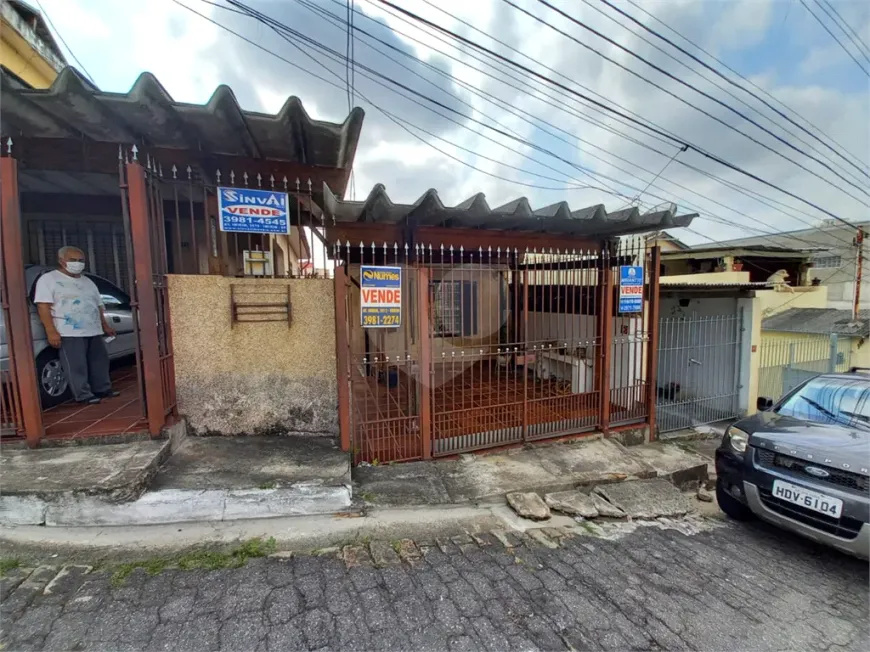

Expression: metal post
xmin=645 ymin=246 xmax=661 ymax=441
xmin=417 ymin=267 xmax=432 ymax=459
xmin=0 ymin=155 xmax=44 ymax=447
xmin=598 ymin=251 xmax=614 ymax=435
xmin=829 ymin=333 xmax=839 ymax=373
xmin=522 ymin=267 xmax=529 ymax=441
xmin=126 ymin=162 xmax=166 ymax=436
xmin=334 ymin=264 xmax=352 ymax=452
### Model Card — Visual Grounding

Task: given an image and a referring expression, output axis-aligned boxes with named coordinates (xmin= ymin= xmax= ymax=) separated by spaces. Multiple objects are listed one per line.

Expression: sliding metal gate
xmin=656 ymin=311 xmax=743 ymax=433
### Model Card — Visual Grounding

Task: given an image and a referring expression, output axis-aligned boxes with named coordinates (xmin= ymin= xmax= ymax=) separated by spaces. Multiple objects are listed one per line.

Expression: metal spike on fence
xmin=460 ymin=245 xmax=464 ymax=255
xmin=269 ymin=174 xmax=275 ymax=189
xmin=295 ymin=177 xmax=301 ymax=192
xmin=158 ymin=163 xmax=164 ymax=178
xmin=229 ymin=170 xmax=235 ymax=184
xmin=282 ymin=176 xmax=288 ymax=190
xmin=186 ymin=165 xmax=192 ymax=179
xmin=256 ymin=172 xmax=262 ymax=187
xmin=383 ymin=242 xmax=388 ymax=259
xmin=394 ymin=242 xmax=398 ymax=258
xmin=171 ymin=164 xmax=177 ymax=179
xmin=307 ymin=178 xmax=312 ymax=192
xmin=215 ymin=169 xmax=221 ymax=184
xmin=131 ymin=145 xmax=138 ymax=161
xmin=117 ymin=144 xmax=122 ymax=160
xmin=242 ymin=171 xmax=248 ymax=186
xmin=146 ymin=154 xmax=152 ymax=171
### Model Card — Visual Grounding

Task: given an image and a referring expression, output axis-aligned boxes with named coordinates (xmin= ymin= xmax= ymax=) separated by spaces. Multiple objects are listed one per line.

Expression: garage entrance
xmin=655 ymin=302 xmax=744 ymax=433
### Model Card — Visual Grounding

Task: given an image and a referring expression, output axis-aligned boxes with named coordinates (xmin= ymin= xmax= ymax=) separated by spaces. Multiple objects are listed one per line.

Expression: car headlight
xmin=725 ymin=427 xmax=749 ymax=453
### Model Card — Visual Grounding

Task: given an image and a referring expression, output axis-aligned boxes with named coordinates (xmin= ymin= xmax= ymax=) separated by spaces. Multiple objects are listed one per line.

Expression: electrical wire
xmin=200 ymin=0 xmax=860 ymax=251
xmin=520 ymin=0 xmax=870 ymax=203
xmin=618 ymin=0 xmax=868 ymax=175
xmin=801 ymin=0 xmax=870 ymax=76
xmin=816 ymin=0 xmax=870 ymax=62
xmin=33 ymin=0 xmax=96 ymax=84
xmin=596 ymin=0 xmax=870 ymax=182
xmin=371 ymin=0 xmax=862 ymax=224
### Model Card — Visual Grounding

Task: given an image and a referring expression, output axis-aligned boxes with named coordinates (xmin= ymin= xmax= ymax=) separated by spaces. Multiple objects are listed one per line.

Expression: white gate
xmin=656 ymin=311 xmax=743 ymax=433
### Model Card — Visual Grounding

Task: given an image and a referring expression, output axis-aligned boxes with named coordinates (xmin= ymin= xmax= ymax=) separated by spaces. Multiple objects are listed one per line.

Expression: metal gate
xmin=119 ymin=153 xmax=177 ymax=434
xmin=656 ymin=311 xmax=743 ymax=433
xmin=336 ymin=238 xmax=658 ymax=464
xmin=758 ymin=333 xmax=853 ymax=401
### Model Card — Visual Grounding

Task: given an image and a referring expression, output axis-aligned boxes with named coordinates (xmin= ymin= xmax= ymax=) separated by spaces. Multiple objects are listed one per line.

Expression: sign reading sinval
xmin=217 ymin=186 xmax=291 ymax=235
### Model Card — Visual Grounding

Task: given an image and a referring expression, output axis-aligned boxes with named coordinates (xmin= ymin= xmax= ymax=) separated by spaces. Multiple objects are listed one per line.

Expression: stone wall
xmin=167 ymin=276 xmax=337 ymax=436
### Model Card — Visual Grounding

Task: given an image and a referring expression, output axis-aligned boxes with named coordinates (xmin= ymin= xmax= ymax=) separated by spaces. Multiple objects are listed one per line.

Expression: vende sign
xmin=217 ymin=186 xmax=291 ymax=235
xmin=618 ymin=265 xmax=644 ymax=313
xmin=360 ymin=266 xmax=402 ymax=328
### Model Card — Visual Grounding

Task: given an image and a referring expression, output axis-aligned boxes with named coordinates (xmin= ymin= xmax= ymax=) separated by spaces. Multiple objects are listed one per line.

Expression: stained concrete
xmin=626 ymin=441 xmax=709 ymax=490
xmin=506 ymin=492 xmax=551 ymax=520
xmin=544 ymin=491 xmax=599 ymax=518
xmin=440 ymin=449 xmax=568 ymax=502
xmin=352 ymin=461 xmax=454 ymax=505
xmin=0 ymin=441 xmax=169 ymax=503
xmin=531 ymin=438 xmax=655 ymax=485
xmin=152 ymin=435 xmax=349 ymax=491
xmin=594 ymin=478 xmax=691 ymax=519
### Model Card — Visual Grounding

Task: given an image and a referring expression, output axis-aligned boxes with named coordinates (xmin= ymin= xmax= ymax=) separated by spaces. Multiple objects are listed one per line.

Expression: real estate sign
xmin=217 ymin=186 xmax=291 ymax=234
xmin=618 ymin=265 xmax=643 ymax=313
xmin=360 ymin=266 xmax=402 ymax=328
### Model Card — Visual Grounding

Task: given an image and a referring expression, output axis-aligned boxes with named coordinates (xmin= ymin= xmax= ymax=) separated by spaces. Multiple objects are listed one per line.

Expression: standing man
xmin=34 ymin=246 xmax=119 ymax=405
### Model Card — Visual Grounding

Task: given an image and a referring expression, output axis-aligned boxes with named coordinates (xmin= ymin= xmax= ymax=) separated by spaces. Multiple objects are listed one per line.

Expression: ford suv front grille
xmin=755 ymin=448 xmax=869 ymax=494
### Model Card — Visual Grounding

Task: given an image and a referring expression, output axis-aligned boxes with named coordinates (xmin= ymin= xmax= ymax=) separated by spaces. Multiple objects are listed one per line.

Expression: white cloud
xmin=31 ymin=0 xmax=870 ymax=244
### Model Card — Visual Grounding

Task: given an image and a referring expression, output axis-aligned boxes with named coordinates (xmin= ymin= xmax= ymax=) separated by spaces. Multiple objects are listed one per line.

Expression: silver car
xmin=0 ymin=266 xmax=136 ymax=407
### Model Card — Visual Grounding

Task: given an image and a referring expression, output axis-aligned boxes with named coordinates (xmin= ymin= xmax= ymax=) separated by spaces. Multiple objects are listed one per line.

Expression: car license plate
xmin=772 ymin=480 xmax=843 ymax=518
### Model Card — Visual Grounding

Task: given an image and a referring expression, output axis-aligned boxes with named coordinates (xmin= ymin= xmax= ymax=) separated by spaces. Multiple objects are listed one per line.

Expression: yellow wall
xmin=167 ymin=275 xmax=338 ymax=435
xmin=660 ymin=271 xmax=751 ymax=285
xmin=1 ymin=17 xmax=59 ymax=88
xmin=757 ymin=286 xmax=828 ymax=317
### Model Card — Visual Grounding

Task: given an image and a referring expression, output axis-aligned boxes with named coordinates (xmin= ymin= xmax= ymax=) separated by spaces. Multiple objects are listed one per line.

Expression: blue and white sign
xmin=618 ymin=265 xmax=644 ymax=313
xmin=217 ymin=186 xmax=291 ymax=235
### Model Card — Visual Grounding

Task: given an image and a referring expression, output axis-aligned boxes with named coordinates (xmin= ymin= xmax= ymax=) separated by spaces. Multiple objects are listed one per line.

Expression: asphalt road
xmin=1 ymin=518 xmax=867 ymax=651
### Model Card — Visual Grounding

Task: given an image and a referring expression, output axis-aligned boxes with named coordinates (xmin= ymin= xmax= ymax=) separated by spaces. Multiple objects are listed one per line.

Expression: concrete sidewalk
xmin=353 ymin=437 xmax=710 ymax=507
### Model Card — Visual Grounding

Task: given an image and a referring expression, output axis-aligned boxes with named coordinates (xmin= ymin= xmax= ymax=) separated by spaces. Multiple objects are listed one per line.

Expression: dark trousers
xmin=59 ymin=336 xmax=111 ymax=401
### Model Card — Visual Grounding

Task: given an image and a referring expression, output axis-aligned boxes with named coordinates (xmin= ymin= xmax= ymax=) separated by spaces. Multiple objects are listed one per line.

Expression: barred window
xmin=814 ymin=255 xmax=843 ymax=269
xmin=433 ymin=280 xmax=478 ymax=337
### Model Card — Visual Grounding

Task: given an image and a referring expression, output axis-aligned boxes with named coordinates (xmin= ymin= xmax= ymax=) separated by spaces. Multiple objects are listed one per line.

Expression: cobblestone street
xmin=1 ymin=518 xmax=867 ymax=651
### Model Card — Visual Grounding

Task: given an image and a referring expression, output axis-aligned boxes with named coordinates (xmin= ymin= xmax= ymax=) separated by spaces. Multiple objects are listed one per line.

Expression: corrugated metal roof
xmin=762 ymin=308 xmax=870 ymax=337
xmin=323 ymin=183 xmax=697 ymax=236
xmin=0 ymin=67 xmax=364 ymax=168
xmin=663 ymin=244 xmax=820 ymax=260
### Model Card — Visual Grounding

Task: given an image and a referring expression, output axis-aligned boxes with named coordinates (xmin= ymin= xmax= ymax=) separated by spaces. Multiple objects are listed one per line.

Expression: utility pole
xmin=853 ymin=227 xmax=864 ymax=321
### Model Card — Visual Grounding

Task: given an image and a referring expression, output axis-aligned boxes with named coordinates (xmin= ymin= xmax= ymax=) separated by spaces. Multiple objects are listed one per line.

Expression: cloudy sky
xmin=38 ymin=0 xmax=870 ymax=245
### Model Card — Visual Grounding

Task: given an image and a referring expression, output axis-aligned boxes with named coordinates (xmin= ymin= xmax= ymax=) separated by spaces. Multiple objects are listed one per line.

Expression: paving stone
xmin=697 ymin=486 xmax=714 ymax=502
xmin=341 ymin=545 xmax=372 ymax=569
xmin=506 ymin=491 xmax=551 ymax=520
xmin=590 ymin=492 xmax=627 ymax=518
xmin=396 ymin=538 xmax=422 ymax=562
xmin=594 ymin=478 xmax=690 ymax=519
xmin=526 ymin=529 xmax=559 ymax=549
xmin=369 ymin=540 xmax=401 ymax=567
xmin=544 ymin=490 xmax=600 ymax=517
xmin=489 ymin=529 xmax=521 ymax=549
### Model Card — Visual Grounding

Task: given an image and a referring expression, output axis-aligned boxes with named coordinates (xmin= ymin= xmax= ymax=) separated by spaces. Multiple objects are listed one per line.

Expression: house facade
xmin=0 ymin=0 xmax=65 ymax=88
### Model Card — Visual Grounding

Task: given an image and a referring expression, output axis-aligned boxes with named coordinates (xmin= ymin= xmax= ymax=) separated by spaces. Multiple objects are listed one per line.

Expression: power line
xmin=619 ymin=146 xmax=686 ymax=210
xmin=520 ymin=0 xmax=870 ymax=203
xmin=204 ymin=0 xmax=860 ymax=252
xmin=203 ymin=0 xmax=857 ymax=253
xmin=372 ymin=0 xmax=862 ymax=225
xmin=380 ymin=0 xmax=841 ymax=230
xmin=801 ymin=0 xmax=870 ymax=75
xmin=33 ymin=0 xmax=96 ymax=84
xmin=619 ymin=0 xmax=868 ymax=175
xmin=596 ymin=0 xmax=870 ymax=183
xmin=816 ymin=0 xmax=870 ymax=61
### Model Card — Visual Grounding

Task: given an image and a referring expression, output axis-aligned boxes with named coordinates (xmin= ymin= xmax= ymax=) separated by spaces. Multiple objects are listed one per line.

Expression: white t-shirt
xmin=34 ymin=270 xmax=104 ymax=338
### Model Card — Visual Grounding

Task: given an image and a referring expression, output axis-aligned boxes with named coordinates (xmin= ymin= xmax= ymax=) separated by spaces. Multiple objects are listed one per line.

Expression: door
xmin=91 ymin=276 xmax=135 ymax=358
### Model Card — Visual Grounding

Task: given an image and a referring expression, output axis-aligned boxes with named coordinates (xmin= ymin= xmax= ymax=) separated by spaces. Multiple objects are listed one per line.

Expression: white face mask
xmin=64 ymin=261 xmax=86 ymax=275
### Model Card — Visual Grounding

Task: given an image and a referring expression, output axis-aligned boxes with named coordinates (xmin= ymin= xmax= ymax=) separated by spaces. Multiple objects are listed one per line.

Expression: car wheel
xmin=716 ymin=478 xmax=754 ymax=521
xmin=36 ymin=349 xmax=70 ymax=408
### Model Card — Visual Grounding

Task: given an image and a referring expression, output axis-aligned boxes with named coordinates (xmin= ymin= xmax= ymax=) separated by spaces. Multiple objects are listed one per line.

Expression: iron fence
xmin=334 ymin=236 xmax=657 ymax=464
xmin=656 ymin=312 xmax=744 ymax=433
xmin=758 ymin=333 xmax=853 ymax=402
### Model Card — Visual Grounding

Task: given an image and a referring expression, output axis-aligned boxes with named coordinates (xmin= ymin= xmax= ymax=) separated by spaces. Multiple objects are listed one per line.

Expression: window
xmin=776 ymin=376 xmax=870 ymax=430
xmin=814 ymin=255 xmax=843 ymax=269
xmin=433 ymin=280 xmax=478 ymax=337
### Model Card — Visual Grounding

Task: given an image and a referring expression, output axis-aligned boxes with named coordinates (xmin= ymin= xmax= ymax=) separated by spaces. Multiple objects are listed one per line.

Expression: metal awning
xmin=0 ymin=67 xmax=364 ymax=168
xmin=322 ymin=183 xmax=697 ymax=237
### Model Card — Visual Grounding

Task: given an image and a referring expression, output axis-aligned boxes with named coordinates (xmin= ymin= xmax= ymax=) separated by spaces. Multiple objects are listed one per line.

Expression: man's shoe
xmin=97 ymin=390 xmax=121 ymax=398
xmin=77 ymin=397 xmax=101 ymax=405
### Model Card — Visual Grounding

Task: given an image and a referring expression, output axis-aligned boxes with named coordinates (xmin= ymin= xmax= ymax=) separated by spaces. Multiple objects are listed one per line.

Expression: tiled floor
xmin=40 ymin=366 xmax=149 ymax=441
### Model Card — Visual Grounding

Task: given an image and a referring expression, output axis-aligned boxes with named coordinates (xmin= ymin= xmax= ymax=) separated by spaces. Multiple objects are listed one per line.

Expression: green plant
xmin=390 ymin=540 xmax=403 ymax=554
xmin=0 ymin=558 xmax=21 ymax=577
xmin=110 ymin=537 xmax=277 ymax=586
xmin=359 ymin=491 xmax=376 ymax=503
xmin=257 ymin=480 xmax=278 ymax=490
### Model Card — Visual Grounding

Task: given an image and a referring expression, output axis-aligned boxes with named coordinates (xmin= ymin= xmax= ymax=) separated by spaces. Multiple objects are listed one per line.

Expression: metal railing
xmin=758 ymin=333 xmax=853 ymax=401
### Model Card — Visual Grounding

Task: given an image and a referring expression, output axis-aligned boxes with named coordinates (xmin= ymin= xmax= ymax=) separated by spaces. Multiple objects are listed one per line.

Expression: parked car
xmin=715 ymin=371 xmax=870 ymax=559
xmin=0 ymin=266 xmax=136 ymax=407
